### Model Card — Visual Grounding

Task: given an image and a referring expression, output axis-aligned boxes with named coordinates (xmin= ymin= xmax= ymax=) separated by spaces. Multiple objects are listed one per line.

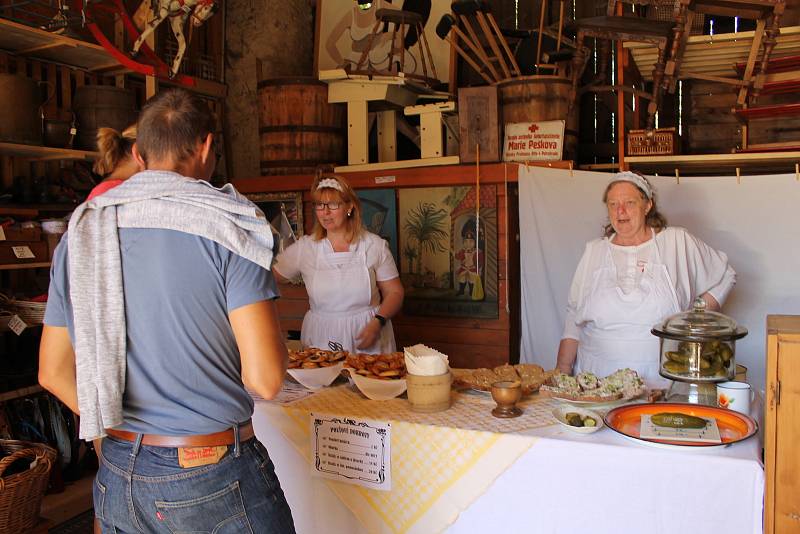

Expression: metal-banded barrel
xmin=497 ymin=75 xmax=578 ymax=161
xmin=257 ymin=77 xmax=346 ymax=175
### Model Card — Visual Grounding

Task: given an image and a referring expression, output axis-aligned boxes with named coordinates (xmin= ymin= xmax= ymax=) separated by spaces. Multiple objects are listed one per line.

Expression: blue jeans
xmin=94 ymin=433 xmax=295 ymax=533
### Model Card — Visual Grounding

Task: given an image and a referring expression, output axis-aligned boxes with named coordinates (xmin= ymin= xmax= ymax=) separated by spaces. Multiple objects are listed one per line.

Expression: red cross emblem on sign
xmin=528 ymin=124 xmax=540 ymax=133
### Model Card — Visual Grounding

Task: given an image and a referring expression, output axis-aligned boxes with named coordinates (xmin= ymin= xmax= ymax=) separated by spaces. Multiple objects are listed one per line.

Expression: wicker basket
xmin=627 ymin=128 xmax=681 ymax=156
xmin=0 ymin=440 xmax=57 ymax=533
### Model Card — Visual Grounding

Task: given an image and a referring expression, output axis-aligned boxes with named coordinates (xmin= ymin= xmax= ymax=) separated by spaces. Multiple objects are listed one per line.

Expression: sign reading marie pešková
xmin=503 ymin=120 xmax=565 ymax=162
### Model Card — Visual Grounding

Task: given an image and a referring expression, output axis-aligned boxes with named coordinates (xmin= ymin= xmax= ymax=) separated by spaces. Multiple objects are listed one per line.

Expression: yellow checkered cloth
xmin=272 ymin=386 xmax=554 ymax=534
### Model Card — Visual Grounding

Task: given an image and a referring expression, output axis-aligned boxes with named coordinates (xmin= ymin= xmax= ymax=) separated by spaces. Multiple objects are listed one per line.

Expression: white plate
xmin=348 ymin=370 xmax=407 ymax=400
xmin=552 ymin=405 xmax=604 ymax=434
xmin=287 ymin=362 xmax=344 ymax=390
xmin=551 ymin=390 xmax=646 ymax=409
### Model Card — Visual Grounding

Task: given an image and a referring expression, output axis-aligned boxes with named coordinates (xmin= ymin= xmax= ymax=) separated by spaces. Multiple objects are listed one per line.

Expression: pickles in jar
xmin=663 ymin=360 xmax=689 ymax=374
xmin=664 ymin=340 xmax=733 ymax=377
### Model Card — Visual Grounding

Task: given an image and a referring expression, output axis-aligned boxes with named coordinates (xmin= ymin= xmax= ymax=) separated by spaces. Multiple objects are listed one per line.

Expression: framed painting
xmin=357 ymin=188 xmax=398 ymax=262
xmin=398 ymin=185 xmax=498 ymax=319
xmin=314 ymin=0 xmax=452 ymax=83
xmin=246 ymin=192 xmax=304 ymax=239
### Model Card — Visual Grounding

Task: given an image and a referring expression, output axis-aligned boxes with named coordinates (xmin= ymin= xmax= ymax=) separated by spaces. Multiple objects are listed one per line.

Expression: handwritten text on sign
xmin=503 ymin=120 xmax=565 ymax=162
xmin=311 ymin=413 xmax=391 ymax=491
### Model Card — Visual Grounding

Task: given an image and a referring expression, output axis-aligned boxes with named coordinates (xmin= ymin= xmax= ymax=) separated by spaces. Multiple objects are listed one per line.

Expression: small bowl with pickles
xmin=552 ymin=405 xmax=604 ymax=434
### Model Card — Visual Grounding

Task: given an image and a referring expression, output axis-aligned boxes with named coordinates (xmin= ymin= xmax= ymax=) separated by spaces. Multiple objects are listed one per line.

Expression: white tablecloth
xmin=253 ymin=400 xmax=763 ymax=534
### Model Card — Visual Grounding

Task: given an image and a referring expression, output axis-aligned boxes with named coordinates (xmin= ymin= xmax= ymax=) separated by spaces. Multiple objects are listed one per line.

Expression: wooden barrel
xmin=73 ymin=86 xmax=137 ymax=151
xmin=258 ymin=78 xmax=345 ymax=175
xmin=496 ymin=76 xmax=578 ymax=161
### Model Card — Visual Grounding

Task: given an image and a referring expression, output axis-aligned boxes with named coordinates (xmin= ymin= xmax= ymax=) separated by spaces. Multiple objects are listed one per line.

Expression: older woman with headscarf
xmin=556 ymin=171 xmax=736 ymax=387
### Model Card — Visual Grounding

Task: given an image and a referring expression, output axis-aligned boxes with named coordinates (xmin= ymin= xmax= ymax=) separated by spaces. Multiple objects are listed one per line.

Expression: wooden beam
xmin=336 ymin=155 xmax=460 ymax=173
xmin=681 ymin=71 xmax=748 ymax=85
xmin=231 ymin=162 xmax=569 ymax=193
xmin=737 ymin=19 xmax=766 ymax=105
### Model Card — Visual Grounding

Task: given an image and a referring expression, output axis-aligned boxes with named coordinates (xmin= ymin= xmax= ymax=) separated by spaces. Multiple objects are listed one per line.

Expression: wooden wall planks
xmin=685 ymin=79 xmax=800 ymax=154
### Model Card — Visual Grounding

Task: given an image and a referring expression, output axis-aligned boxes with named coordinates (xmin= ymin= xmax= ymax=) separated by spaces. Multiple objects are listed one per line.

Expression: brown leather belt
xmin=106 ymin=422 xmax=254 ymax=448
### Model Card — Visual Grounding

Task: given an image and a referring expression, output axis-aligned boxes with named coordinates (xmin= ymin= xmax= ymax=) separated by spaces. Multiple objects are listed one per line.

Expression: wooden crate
xmin=627 ymin=127 xmax=680 ymax=156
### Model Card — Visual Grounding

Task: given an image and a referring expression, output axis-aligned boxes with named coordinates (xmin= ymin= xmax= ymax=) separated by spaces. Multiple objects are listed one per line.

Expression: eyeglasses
xmin=313 ymin=201 xmax=343 ymax=211
xmin=606 ymin=199 xmax=643 ymax=210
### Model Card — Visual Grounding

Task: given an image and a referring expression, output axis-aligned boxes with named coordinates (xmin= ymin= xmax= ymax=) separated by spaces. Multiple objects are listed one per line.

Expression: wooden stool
xmin=354 ymin=9 xmax=438 ymax=85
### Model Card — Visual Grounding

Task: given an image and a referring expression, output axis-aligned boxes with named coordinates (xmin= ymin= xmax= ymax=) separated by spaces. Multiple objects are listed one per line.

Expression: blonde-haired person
xmin=556 ymin=171 xmax=736 ymax=387
xmin=274 ymin=175 xmax=404 ymax=353
xmin=88 ymin=125 xmax=141 ymax=200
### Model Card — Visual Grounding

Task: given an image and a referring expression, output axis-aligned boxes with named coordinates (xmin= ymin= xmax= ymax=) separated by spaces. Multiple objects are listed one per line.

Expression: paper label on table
xmin=374 ymin=175 xmax=396 ymax=184
xmin=8 ymin=315 xmax=27 ymax=335
xmin=640 ymin=414 xmax=722 ymax=443
xmin=503 ymin=120 xmax=565 ymax=162
xmin=311 ymin=413 xmax=391 ymax=491
xmin=12 ymin=246 xmax=35 ymax=259
xmin=0 ymin=226 xmax=5 ymax=241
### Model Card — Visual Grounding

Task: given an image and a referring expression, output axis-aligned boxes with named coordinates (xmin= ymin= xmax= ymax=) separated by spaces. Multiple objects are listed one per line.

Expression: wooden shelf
xmin=0 ymin=384 xmax=43 ymax=402
xmin=0 ymin=262 xmax=51 ymax=270
xmin=625 ymin=151 xmax=800 ymax=175
xmin=0 ymin=17 xmax=227 ymax=98
xmin=0 ymin=17 xmax=117 ymax=71
xmin=626 ymin=25 xmax=800 ymax=81
xmin=0 ymin=141 xmax=98 ymax=161
xmin=734 ymin=103 xmax=800 ymax=121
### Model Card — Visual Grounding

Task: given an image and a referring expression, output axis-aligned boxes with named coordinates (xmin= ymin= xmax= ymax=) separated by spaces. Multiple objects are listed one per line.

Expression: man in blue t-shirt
xmin=39 ymin=89 xmax=295 ymax=533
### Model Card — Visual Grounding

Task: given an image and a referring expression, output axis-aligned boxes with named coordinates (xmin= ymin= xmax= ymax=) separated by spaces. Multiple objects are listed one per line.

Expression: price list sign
xmin=311 ymin=413 xmax=391 ymax=491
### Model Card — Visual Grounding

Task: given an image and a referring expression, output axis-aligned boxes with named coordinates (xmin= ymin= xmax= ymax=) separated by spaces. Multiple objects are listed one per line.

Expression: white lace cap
xmin=609 ymin=171 xmax=653 ymax=199
xmin=317 ymin=178 xmax=344 ymax=192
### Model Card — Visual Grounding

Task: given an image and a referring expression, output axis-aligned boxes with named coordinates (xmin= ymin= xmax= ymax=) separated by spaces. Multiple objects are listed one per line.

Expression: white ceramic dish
xmin=348 ymin=370 xmax=407 ymax=400
xmin=287 ymin=362 xmax=344 ymax=390
xmin=552 ymin=405 xmax=604 ymax=434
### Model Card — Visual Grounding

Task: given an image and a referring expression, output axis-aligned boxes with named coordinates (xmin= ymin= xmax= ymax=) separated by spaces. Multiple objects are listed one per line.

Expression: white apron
xmin=574 ymin=230 xmax=679 ymax=388
xmin=301 ymin=239 xmax=396 ymax=354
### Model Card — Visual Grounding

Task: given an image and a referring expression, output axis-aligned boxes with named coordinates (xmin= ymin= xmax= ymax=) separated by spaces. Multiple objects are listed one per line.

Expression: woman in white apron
xmin=273 ymin=175 xmax=404 ymax=354
xmin=556 ymin=172 xmax=736 ymax=387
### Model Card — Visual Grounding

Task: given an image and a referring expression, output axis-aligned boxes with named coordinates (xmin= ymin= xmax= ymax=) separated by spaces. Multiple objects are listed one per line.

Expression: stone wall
xmin=225 ymin=0 xmax=314 ymax=180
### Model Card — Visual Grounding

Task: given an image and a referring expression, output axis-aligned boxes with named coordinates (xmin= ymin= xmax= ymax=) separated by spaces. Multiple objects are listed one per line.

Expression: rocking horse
xmin=131 ymin=0 xmax=219 ymax=78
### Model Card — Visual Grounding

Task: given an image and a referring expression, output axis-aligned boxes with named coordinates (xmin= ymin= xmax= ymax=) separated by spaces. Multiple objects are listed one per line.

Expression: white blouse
xmin=274 ymin=232 xmax=399 ymax=304
xmin=563 ymin=226 xmax=736 ymax=340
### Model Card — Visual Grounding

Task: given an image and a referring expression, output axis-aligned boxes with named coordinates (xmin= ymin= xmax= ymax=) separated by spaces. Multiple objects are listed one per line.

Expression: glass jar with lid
xmin=651 ymin=298 xmax=747 ymax=383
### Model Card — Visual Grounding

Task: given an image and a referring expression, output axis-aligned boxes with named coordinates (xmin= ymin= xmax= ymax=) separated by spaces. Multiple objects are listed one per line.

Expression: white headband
xmin=610 ymin=171 xmax=653 ymax=199
xmin=317 ymin=178 xmax=343 ymax=192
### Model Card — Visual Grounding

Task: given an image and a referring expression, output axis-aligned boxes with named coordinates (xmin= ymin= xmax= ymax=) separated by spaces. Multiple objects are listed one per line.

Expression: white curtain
xmin=519 ymin=166 xmax=800 ymax=390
